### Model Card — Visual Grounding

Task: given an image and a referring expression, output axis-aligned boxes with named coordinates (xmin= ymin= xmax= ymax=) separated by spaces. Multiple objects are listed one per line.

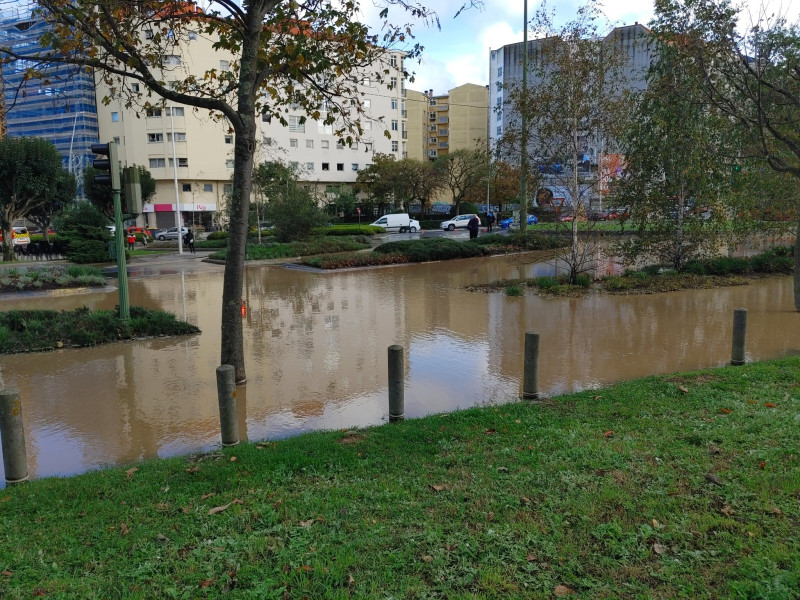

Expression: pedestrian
xmin=486 ymin=212 xmax=496 ymax=233
xmin=184 ymin=228 xmax=195 ymax=254
xmin=141 ymin=230 xmax=148 ymax=247
xmin=467 ymin=214 xmax=480 ymax=240
xmin=127 ymin=231 xmax=135 ymax=250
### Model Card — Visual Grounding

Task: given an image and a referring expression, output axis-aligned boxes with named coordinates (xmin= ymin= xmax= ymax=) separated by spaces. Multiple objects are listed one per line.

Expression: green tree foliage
xmin=0 ymin=136 xmax=74 ymax=261
xmin=652 ymin=0 xmax=800 ymax=304
xmin=618 ymin=42 xmax=738 ymax=270
xmin=84 ymin=164 xmax=156 ymax=219
xmin=254 ymin=161 xmax=325 ymax=242
xmin=2 ymin=0 xmax=473 ymax=381
xmin=27 ymin=167 xmax=76 ymax=243
xmin=433 ymin=148 xmax=487 ymax=215
xmin=53 ymin=202 xmax=113 ymax=264
xmin=355 ymin=154 xmax=443 ymax=216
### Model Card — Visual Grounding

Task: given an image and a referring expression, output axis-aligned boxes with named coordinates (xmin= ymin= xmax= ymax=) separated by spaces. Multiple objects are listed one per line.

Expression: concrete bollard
xmin=216 ymin=365 xmax=240 ymax=446
xmin=522 ymin=332 xmax=540 ymax=400
xmin=0 ymin=390 xmax=29 ymax=484
xmin=388 ymin=345 xmax=405 ymax=422
xmin=731 ymin=308 xmax=748 ymax=366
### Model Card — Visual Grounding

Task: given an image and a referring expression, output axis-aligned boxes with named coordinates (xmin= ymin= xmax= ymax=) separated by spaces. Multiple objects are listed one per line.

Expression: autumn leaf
xmin=708 ymin=445 xmax=721 ymax=455
xmin=704 ymin=473 xmax=723 ymax=486
xmin=429 ymin=484 xmax=446 ymax=492
xmin=497 ymin=466 xmax=509 ymax=473
xmin=297 ymin=565 xmax=313 ymax=572
xmin=765 ymin=402 xmax=777 ymax=408
xmin=201 ymin=493 xmax=216 ymax=500
xmin=299 ymin=519 xmax=315 ymax=527
xmin=719 ymin=408 xmax=732 ymax=414
xmin=125 ymin=467 xmax=138 ymax=479
xmin=759 ymin=461 xmax=766 ymax=470
xmin=593 ymin=395 xmax=603 ymax=400
xmin=603 ymin=430 xmax=614 ymax=438
xmin=554 ymin=584 xmax=576 ymax=596
xmin=652 ymin=543 xmax=667 ymax=555
xmin=199 ymin=579 xmax=213 ymax=588
xmin=770 ymin=506 xmax=783 ymax=515
xmin=720 ymin=505 xmax=736 ymax=516
xmin=185 ymin=466 xmax=201 ymax=473
xmin=208 ymin=503 xmax=232 ymax=515
xmin=485 ymin=429 xmax=496 ymax=434
xmin=520 ymin=496 xmax=532 ymax=506
xmin=230 ymin=456 xmax=237 ymax=462
xmin=156 ymin=533 xmax=170 ymax=542
xmin=526 ymin=553 xmax=537 ymax=562
xmin=422 ymin=555 xmax=433 ymax=563
xmin=347 ymin=574 xmax=355 ymax=585
xmin=120 ymin=523 xmax=130 ymax=536
xmin=677 ymin=385 xmax=689 ymax=394
xmin=652 ymin=519 xmax=660 ymax=528
xmin=2 ymin=570 xmax=13 ymax=576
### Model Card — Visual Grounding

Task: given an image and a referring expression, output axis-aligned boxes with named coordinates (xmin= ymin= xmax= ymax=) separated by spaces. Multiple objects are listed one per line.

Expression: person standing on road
xmin=184 ymin=228 xmax=195 ymax=254
xmin=486 ymin=212 xmax=496 ymax=233
xmin=127 ymin=231 xmax=136 ymax=250
xmin=467 ymin=214 xmax=480 ymax=240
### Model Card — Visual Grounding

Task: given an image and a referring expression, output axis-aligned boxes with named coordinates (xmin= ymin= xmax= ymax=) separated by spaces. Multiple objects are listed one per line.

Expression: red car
xmin=558 ymin=213 xmax=574 ymax=222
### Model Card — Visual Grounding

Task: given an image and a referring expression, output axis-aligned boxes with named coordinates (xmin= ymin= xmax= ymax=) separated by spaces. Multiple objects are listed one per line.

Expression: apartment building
xmin=488 ymin=23 xmax=654 ymax=158
xmin=413 ymin=84 xmax=489 ymax=162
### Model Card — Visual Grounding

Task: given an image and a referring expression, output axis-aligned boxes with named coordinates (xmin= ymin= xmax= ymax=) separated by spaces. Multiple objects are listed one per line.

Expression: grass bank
xmin=2 ymin=357 xmax=799 ymax=598
xmin=0 ymin=265 xmax=105 ymax=293
xmin=207 ymin=236 xmax=371 ymax=262
xmin=0 ymin=306 xmax=200 ymax=354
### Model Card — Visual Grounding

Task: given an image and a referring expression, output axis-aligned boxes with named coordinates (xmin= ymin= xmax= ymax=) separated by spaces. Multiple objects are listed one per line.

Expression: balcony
xmin=402 ymin=131 xmax=407 ymax=139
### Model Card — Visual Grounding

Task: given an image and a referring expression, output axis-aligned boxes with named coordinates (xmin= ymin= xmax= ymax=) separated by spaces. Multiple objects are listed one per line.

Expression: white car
xmin=156 ymin=227 xmax=189 ymax=241
xmin=440 ymin=214 xmax=479 ymax=231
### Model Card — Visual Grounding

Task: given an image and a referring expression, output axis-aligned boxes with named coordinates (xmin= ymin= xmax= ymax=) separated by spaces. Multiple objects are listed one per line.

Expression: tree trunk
xmin=794 ymin=205 xmax=800 ymax=310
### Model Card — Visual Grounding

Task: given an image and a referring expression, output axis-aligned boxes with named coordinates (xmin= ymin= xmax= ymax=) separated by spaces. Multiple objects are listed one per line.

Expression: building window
xmin=146 ymin=108 xmax=162 ymax=118
xmin=318 ymin=122 xmax=333 ymax=135
xmin=167 ymin=132 xmax=186 ymax=142
xmin=162 ymin=55 xmax=181 ymax=66
xmin=188 ymin=31 xmax=197 ymax=41
xmin=429 ymin=98 xmax=437 ymax=106
xmin=113 ymin=137 xmax=121 ymax=145
xmin=148 ymin=133 xmax=163 ymax=143
xmin=182 ymin=183 xmax=191 ymax=192
xmin=391 ymin=120 xmax=398 ymax=131
xmin=390 ymin=76 xmax=397 ymax=89
xmin=226 ymin=159 xmax=234 ymax=169
xmin=362 ymin=77 xmax=370 ymax=86
xmin=429 ymin=137 xmax=437 ymax=144
xmin=224 ymin=135 xmax=233 ymax=144
xmin=390 ymin=55 xmax=397 ymax=68
xmin=223 ymin=183 xmax=233 ymax=195
xmin=363 ymin=99 xmax=371 ymax=109
xmin=496 ymin=111 xmax=501 ymax=121
xmin=290 ymin=161 xmax=299 ymax=169
xmin=262 ymin=114 xmax=272 ymax=123
xmin=145 ymin=30 xmax=154 ymax=40
xmin=322 ymin=163 xmax=330 ymax=171
xmin=439 ymin=128 xmax=448 ymax=135
xmin=337 ymin=163 xmax=344 ymax=171
xmin=392 ymin=141 xmax=399 ymax=152
xmin=497 ymin=66 xmax=503 ymax=77
xmin=203 ymin=184 xmax=213 ymax=192
xmin=306 ymin=162 xmax=314 ymax=171
xmin=363 ymin=121 xmax=372 ymax=131
xmin=351 ymin=142 xmax=358 ymax=150
xmin=111 ymin=112 xmax=119 ymax=122
xmin=288 ymin=115 xmax=305 ymax=133
xmin=131 ymin=83 xmax=140 ymax=93
xmin=149 ymin=158 xmax=166 ymax=168
xmin=496 ymin=126 xmax=502 ymax=135
xmin=321 ymin=140 xmax=330 ymax=149
xmin=166 ymin=107 xmax=184 ymax=117
xmin=306 ymin=139 xmax=314 ymax=149
xmin=262 ymin=136 xmax=273 ymax=145
xmin=391 ymin=98 xmax=398 ymax=110
xmin=169 ymin=158 xmax=189 ymax=167
xmin=219 ymin=60 xmax=230 ymax=71
xmin=351 ymin=163 xmax=359 ymax=171
xmin=289 ymin=138 xmax=298 ymax=148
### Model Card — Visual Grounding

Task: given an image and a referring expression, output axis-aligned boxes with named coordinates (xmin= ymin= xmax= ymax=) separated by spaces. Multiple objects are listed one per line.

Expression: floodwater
xmin=1 ymin=251 xmax=799 ymax=484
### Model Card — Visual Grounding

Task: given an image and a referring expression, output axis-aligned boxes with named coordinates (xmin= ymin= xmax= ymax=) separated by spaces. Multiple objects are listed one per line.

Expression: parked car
xmin=440 ymin=214 xmax=479 ymax=231
xmin=11 ymin=227 xmax=30 ymax=247
xmin=558 ymin=213 xmax=574 ymax=222
xmin=588 ymin=210 xmax=610 ymax=221
xmin=370 ymin=213 xmax=420 ymax=233
xmin=499 ymin=214 xmax=538 ymax=228
xmin=155 ymin=227 xmax=189 ymax=241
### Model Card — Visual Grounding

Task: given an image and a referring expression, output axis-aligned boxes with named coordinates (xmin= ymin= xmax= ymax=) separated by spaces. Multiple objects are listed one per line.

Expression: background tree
xmin=653 ymin=0 xmax=800 ymax=306
xmin=253 ymin=160 xmax=324 ymax=241
xmin=501 ymin=2 xmax=631 ymax=282
xmin=392 ymin=158 xmax=443 ymax=216
xmin=355 ymin=154 xmax=402 ymax=215
xmin=2 ymin=0 xmax=465 ymax=381
xmin=27 ymin=167 xmax=76 ymax=242
xmin=53 ymin=202 xmax=113 ymax=264
xmin=433 ymin=148 xmax=487 ymax=215
xmin=84 ymin=164 xmax=156 ymax=220
xmin=0 ymin=136 xmax=73 ymax=260
xmin=618 ymin=41 xmax=739 ymax=270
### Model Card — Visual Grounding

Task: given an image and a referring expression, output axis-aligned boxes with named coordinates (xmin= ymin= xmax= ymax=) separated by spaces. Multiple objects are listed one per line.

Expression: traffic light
xmin=91 ymin=142 xmax=121 ymax=190
xmin=122 ymin=166 xmax=143 ymax=214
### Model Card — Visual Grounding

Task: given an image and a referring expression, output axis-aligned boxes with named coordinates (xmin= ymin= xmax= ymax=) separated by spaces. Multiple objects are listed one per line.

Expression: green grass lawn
xmin=2 ymin=357 xmax=799 ymax=598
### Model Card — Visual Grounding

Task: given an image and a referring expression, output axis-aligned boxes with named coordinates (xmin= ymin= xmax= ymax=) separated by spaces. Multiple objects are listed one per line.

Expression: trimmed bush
xmin=373 ymin=238 xmax=488 ymax=262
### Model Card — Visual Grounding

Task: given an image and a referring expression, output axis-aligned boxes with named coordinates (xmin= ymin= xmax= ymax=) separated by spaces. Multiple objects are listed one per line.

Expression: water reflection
xmin=1 ymin=254 xmax=799 ymax=483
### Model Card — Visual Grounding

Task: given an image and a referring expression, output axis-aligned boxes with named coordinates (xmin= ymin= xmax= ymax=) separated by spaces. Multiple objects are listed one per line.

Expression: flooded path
xmin=1 ymin=252 xmax=799 ymax=483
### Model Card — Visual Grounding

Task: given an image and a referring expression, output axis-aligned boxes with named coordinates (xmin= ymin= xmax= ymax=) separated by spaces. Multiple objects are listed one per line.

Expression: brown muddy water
xmin=1 ymin=253 xmax=799 ymax=483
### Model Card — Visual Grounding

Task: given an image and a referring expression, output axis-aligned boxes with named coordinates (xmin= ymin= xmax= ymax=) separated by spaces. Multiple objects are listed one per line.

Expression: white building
xmin=96 ymin=31 xmax=407 ymax=229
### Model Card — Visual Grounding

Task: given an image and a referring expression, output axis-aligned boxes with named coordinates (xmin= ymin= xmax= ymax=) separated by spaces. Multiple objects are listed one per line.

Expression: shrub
xmin=535 ymin=276 xmax=559 ymax=290
xmin=373 ymin=238 xmax=488 ymax=262
xmin=750 ymin=250 xmax=793 ymax=274
xmin=574 ymin=273 xmax=592 ymax=288
xmin=683 ymin=260 xmax=706 ymax=275
xmin=703 ymin=256 xmax=749 ymax=275
xmin=207 ymin=231 xmax=229 ymax=241
xmin=505 ymin=285 xmax=523 ymax=297
xmin=323 ymin=225 xmax=382 ymax=236
xmin=303 ymin=252 xmax=408 ymax=269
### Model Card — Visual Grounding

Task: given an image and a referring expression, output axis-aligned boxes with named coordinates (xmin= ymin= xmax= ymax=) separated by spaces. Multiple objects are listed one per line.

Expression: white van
xmin=370 ymin=213 xmax=421 ymax=233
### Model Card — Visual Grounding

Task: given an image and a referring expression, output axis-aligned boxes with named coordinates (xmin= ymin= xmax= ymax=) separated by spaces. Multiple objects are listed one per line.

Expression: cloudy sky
xmin=363 ymin=0 xmax=799 ymax=95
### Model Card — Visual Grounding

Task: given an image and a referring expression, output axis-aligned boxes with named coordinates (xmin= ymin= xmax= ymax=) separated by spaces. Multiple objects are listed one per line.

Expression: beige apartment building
xmin=405 ymin=84 xmax=489 ymax=162
xmin=95 ymin=31 xmax=407 ymax=229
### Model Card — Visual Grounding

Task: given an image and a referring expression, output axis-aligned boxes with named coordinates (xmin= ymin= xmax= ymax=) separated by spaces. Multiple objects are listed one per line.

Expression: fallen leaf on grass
xmin=603 ymin=430 xmax=614 ymax=438
xmin=765 ymin=402 xmax=777 ymax=408
xmin=720 ymin=505 xmax=736 ymax=516
xmin=652 ymin=543 xmax=667 ymax=555
xmin=209 ymin=503 xmax=232 ymax=515
xmin=347 ymin=574 xmax=355 ymax=585
xmin=338 ymin=433 xmax=366 ymax=444
xmin=299 ymin=519 xmax=316 ymax=527
xmin=554 ymin=584 xmax=575 ymax=596
xmin=770 ymin=506 xmax=783 ymax=515
xmin=526 ymin=553 xmax=537 ymax=562
xmin=497 ymin=466 xmax=509 ymax=473
xmin=199 ymin=579 xmax=213 ymax=588
xmin=33 ymin=588 xmax=47 ymax=597
xmin=704 ymin=473 xmax=723 ymax=486
xmin=230 ymin=456 xmax=237 ymax=462
xmin=593 ymin=395 xmax=603 ymax=400
xmin=485 ymin=429 xmax=496 ymax=435
xmin=652 ymin=519 xmax=660 ymax=528
xmin=201 ymin=493 xmax=216 ymax=500
xmin=719 ymin=408 xmax=732 ymax=414
xmin=2 ymin=570 xmax=13 ymax=576
xmin=521 ymin=496 xmax=532 ymax=506
xmin=759 ymin=461 xmax=766 ymax=470
xmin=125 ymin=467 xmax=138 ymax=479
xmin=677 ymin=385 xmax=689 ymax=394
xmin=120 ymin=523 xmax=130 ymax=536
xmin=429 ymin=484 xmax=446 ymax=492
xmin=422 ymin=555 xmax=433 ymax=563
xmin=156 ymin=533 xmax=170 ymax=542
xmin=708 ymin=445 xmax=721 ymax=455
xmin=185 ymin=466 xmax=201 ymax=473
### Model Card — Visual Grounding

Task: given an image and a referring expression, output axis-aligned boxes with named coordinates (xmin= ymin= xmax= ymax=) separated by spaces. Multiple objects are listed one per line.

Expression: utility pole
xmin=519 ymin=0 xmax=529 ymax=233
